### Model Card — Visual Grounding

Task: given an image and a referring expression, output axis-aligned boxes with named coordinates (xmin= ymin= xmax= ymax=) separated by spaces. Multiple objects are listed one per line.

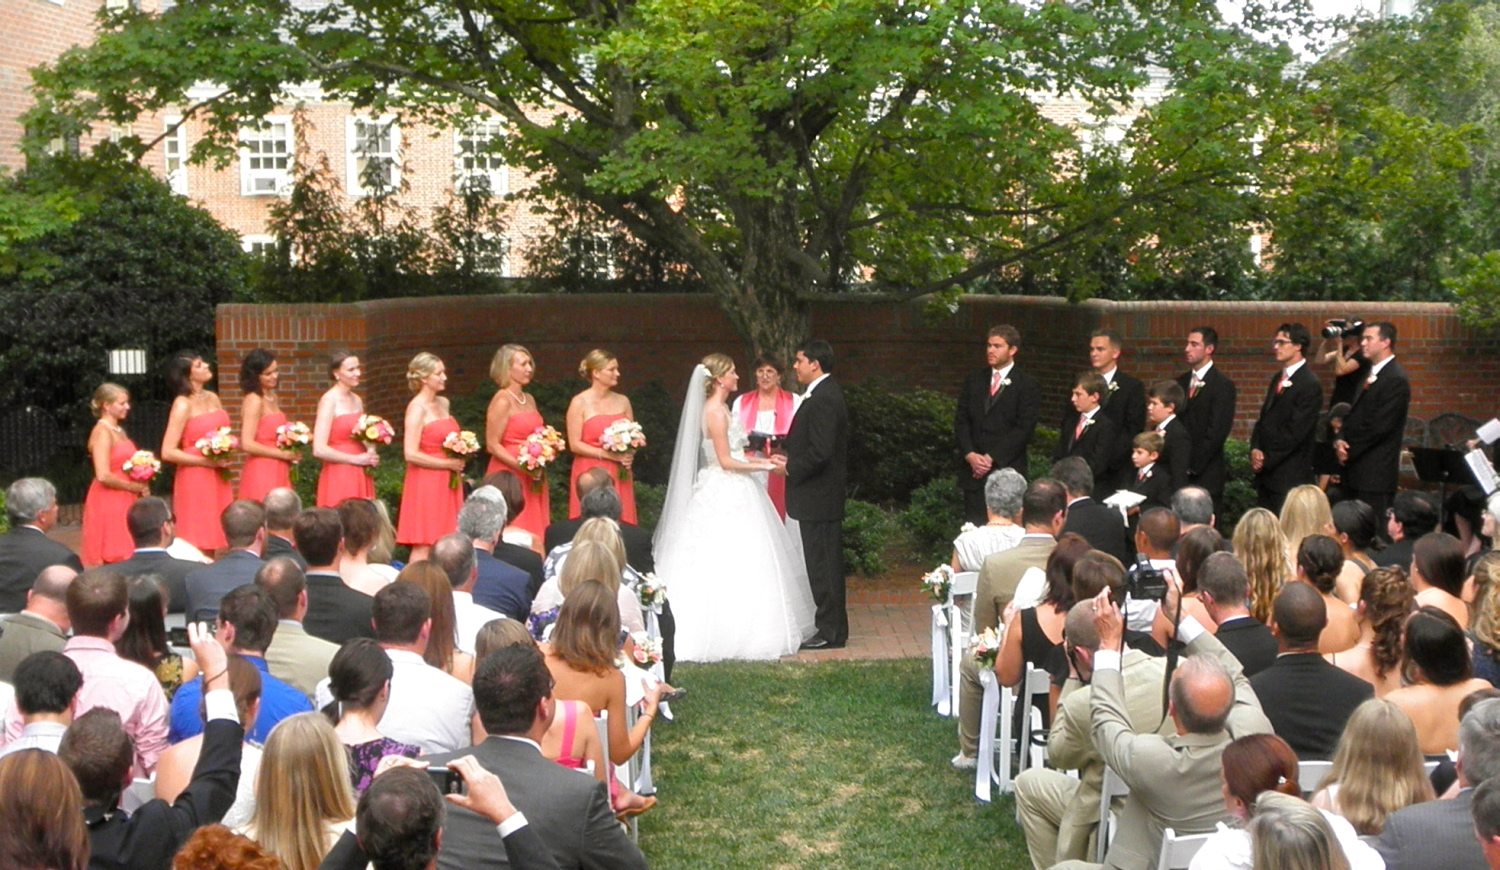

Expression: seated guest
xmin=1247 ymin=792 xmax=1364 ymax=870
xmin=297 ymin=508 xmax=376 ymax=645
xmin=1329 ymin=566 xmax=1413 ymax=697
xmin=1198 ymin=552 xmax=1278 ymax=678
xmin=951 ymin=467 xmax=1027 ymax=572
xmin=0 ymin=650 xmax=82 ymax=758
xmin=482 ymin=475 xmax=546 ymax=597
xmin=1470 ymin=552 xmax=1500 ymax=686
xmin=533 ymin=535 xmax=647 ymax=637
xmin=238 ymin=712 xmax=355 ymax=870
xmin=118 ymin=575 xmax=198 ymax=699
xmin=541 ymin=467 xmax=618 ymax=556
xmin=113 ymin=497 xmax=199 ymax=613
xmin=398 ymin=561 xmax=475 ymax=684
xmin=1193 ymin=733 xmax=1382 ymax=870
xmin=1250 ymin=583 xmax=1373 ymax=759
xmin=61 ymin=624 xmax=242 ymax=870
xmin=262 ymin=487 xmax=307 ymax=570
xmin=1412 ymin=531 xmax=1471 ymax=628
xmin=0 ymin=477 xmax=82 ymax=613
xmin=1279 ymin=484 xmax=1337 ymax=574
xmin=1130 ymin=508 xmax=1205 ymax=644
xmin=1291 ymin=534 xmax=1360 ymax=654
xmin=320 ymin=637 xmax=418 ymax=795
xmin=155 ymin=656 xmax=263 ymax=829
xmin=185 ymin=501 xmax=267 ymax=621
xmin=0 ymin=564 xmax=75 ymax=682
xmin=1387 ymin=607 xmax=1493 ymax=755
xmin=1126 ymin=431 xmax=1174 ymax=513
xmin=1377 ymin=491 xmax=1438 ymax=569
xmin=1069 ymin=550 xmax=1165 ymax=657
xmin=315 ymin=582 xmax=475 ymax=755
xmin=1472 ymin=778 xmax=1500 ymax=870
xmin=336 ymin=499 xmax=397 ymax=597
xmin=433 ymin=532 xmax=507 ymax=658
xmin=0 ymin=747 xmax=89 ymax=870
xmin=1233 ymin=507 xmax=1290 ymax=626
xmin=1332 ymin=499 xmax=1382 ymax=603
xmin=171 ymin=585 xmax=312 ymax=744
xmin=1173 ymin=485 xmax=1217 ymax=537
xmin=1054 ymin=456 xmax=1131 ymax=565
xmin=1177 ymin=526 xmax=1228 ymax=612
xmin=1376 ymin=697 xmax=1500 ymax=870
xmin=423 ymin=644 xmax=648 ymax=870
xmin=173 ymin=825 xmax=285 ymax=870
xmin=256 ymin=558 xmax=339 ymax=700
xmin=1053 ymin=372 xmax=1121 ymax=485
xmin=996 ymin=534 xmax=1089 ymax=694
xmin=1310 ymin=699 xmax=1433 ymax=835
xmin=460 ymin=492 xmax=533 ymax=624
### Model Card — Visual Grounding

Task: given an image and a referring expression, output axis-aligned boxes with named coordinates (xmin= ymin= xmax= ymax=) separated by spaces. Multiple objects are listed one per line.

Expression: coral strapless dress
xmin=175 ymin=410 xmax=234 ymax=552
xmin=396 ymin=417 xmax=464 ymax=546
xmin=318 ymin=413 xmax=377 ymax=508
xmin=240 ymin=411 xmax=293 ymax=502
xmin=486 ymin=409 xmax=552 ymax=536
xmin=568 ymin=413 xmax=636 ymax=524
xmin=81 ymin=437 xmax=142 ymax=567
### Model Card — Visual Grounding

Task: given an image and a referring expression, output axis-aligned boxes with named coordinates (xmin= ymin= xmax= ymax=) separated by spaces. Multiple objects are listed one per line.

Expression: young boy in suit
xmin=1127 ymin=431 xmax=1174 ymax=512
xmin=1146 ymin=380 xmax=1192 ymax=493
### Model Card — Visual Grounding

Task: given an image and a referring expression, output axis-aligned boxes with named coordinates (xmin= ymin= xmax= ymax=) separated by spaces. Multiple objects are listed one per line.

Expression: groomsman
xmin=1334 ymin=322 xmax=1411 ymax=518
xmin=1176 ymin=326 xmax=1237 ymax=515
xmin=1250 ymin=323 xmax=1323 ymax=513
xmin=1147 ymin=381 xmax=1192 ymax=493
xmin=1054 ymin=372 xmax=1121 ymax=487
xmin=955 ymin=325 xmax=1041 ymax=525
xmin=1089 ymin=330 xmax=1147 ymax=490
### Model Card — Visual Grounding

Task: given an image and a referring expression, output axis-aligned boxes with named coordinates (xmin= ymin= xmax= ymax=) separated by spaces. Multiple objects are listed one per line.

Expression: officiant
xmin=732 ymin=353 xmax=802 ymax=520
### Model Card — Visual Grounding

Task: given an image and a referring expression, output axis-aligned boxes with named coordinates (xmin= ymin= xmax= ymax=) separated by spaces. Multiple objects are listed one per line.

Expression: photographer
xmin=1318 ymin=318 xmax=1370 ymax=408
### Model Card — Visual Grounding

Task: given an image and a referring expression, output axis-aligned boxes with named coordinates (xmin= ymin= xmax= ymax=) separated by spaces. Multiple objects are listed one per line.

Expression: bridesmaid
xmin=81 ymin=383 xmax=150 ymax=566
xmin=161 ymin=351 xmax=233 ymax=553
xmin=566 ymin=349 xmax=637 ymax=523
xmin=395 ymin=352 xmax=465 ymax=561
xmin=484 ymin=343 xmax=551 ymax=540
xmin=730 ymin=353 xmax=801 ymax=520
xmin=238 ymin=349 xmax=299 ymax=502
xmin=314 ymin=352 xmax=379 ymax=507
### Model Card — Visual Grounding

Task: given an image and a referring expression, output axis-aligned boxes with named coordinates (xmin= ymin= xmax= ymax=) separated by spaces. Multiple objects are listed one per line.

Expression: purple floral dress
xmin=346 ymin=736 xmax=421 ymax=794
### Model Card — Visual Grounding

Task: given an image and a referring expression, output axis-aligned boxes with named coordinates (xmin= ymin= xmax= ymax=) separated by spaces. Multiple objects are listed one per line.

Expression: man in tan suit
xmin=955 ymin=478 xmax=1067 ymax=768
xmin=0 ymin=565 xmax=74 ymax=683
xmin=1051 ymin=579 xmax=1272 ymax=870
xmin=255 ymin=557 xmax=338 ymax=700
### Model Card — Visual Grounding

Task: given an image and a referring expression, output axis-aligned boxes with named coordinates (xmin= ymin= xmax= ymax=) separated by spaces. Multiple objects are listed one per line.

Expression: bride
xmin=654 ymin=354 xmax=817 ymax=661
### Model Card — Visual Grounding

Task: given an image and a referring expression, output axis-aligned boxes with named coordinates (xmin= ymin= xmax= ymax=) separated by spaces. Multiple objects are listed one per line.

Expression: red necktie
xmin=1138 ymin=470 xmax=1147 ymax=483
xmin=1276 ymin=377 xmax=1285 ymax=395
xmin=1075 ymin=418 xmax=1087 ymax=441
xmin=989 ymin=371 xmax=1001 ymax=396
xmin=1190 ymin=381 xmax=1201 ymax=399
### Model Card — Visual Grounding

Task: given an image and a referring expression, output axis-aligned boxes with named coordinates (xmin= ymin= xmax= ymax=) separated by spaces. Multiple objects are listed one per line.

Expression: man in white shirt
xmin=0 ymin=649 xmax=81 ymax=758
xmin=1250 ymin=322 xmax=1323 ymax=513
xmin=432 ymin=531 xmax=507 ymax=657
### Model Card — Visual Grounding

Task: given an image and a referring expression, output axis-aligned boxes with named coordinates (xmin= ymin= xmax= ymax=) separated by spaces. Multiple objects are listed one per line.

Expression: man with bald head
xmin=1249 ymin=582 xmax=1373 ymax=759
xmin=0 ymin=564 xmax=75 ymax=682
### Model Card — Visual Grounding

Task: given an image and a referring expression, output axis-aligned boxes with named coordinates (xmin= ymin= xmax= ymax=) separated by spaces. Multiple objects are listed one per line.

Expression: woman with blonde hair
xmin=237 ymin=712 xmax=356 ymax=870
xmin=313 ymin=351 xmax=378 ymax=507
xmin=1468 ymin=551 xmax=1500 ymax=685
xmin=81 ymin=382 xmax=149 ymax=566
xmin=397 ymin=561 xmax=475 ymax=684
xmin=566 ymin=348 xmax=639 ymax=523
xmin=1310 ymin=698 xmax=1433 ymax=835
xmin=484 ymin=343 xmax=552 ymax=541
xmin=1281 ymin=484 xmax=1336 ymax=567
xmin=532 ymin=531 xmax=646 ymax=635
xmin=336 ymin=498 xmax=398 ymax=596
xmin=1247 ymin=792 xmax=1355 ymax=870
xmin=1233 ymin=507 xmax=1292 ymax=625
xmin=396 ymin=352 xmax=467 ymax=561
xmin=1328 ymin=566 xmax=1414 ymax=696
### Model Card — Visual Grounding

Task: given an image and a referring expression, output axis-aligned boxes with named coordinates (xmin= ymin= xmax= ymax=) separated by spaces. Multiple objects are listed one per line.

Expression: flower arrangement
xmin=517 ymin=426 xmax=567 ymax=490
xmin=528 ymin=607 xmax=560 ymax=642
xmin=598 ymin=419 xmax=646 ymax=481
xmin=636 ymin=572 xmax=667 ymax=613
xmin=922 ymin=564 xmax=954 ymax=603
xmin=122 ymin=450 xmax=161 ymax=483
xmin=276 ymin=421 xmax=312 ymax=483
xmin=194 ymin=427 xmax=240 ymax=480
xmin=631 ymin=634 xmax=664 ymax=667
xmin=352 ymin=414 xmax=395 ymax=476
xmin=970 ymin=627 xmax=1002 ymax=667
xmin=442 ymin=429 xmax=482 ymax=490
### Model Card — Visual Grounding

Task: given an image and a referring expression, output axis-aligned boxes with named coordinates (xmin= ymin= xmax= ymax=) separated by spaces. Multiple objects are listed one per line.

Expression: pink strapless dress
xmin=568 ymin=413 xmax=636 ymax=524
xmin=81 ymin=437 xmax=141 ymax=567
xmin=240 ymin=411 xmax=293 ymax=502
xmin=175 ymin=410 xmax=234 ymax=551
xmin=396 ymin=418 xmax=464 ymax=546
xmin=486 ymin=409 xmax=552 ymax=536
xmin=318 ymin=413 xmax=377 ymax=508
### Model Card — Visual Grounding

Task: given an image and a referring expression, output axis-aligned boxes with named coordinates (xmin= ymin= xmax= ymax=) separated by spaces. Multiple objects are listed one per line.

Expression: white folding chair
xmin=1298 ymin=759 xmax=1334 ymax=795
xmin=1016 ymin=666 xmax=1051 ymax=775
xmin=1157 ymin=827 xmax=1212 ymax=870
xmin=931 ymin=602 xmax=951 ymax=713
xmin=594 ymin=710 xmax=639 ymax=842
xmin=944 ymin=571 xmax=979 ymax=719
xmin=974 ymin=664 xmax=1050 ymax=802
xmin=1097 ymin=767 xmax=1131 ymax=863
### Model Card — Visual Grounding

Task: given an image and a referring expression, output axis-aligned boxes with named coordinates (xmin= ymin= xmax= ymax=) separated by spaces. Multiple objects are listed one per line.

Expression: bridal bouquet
xmin=122 ymin=450 xmax=161 ymax=483
xmin=630 ymin=633 xmax=664 ymax=668
xmin=442 ymin=429 xmax=482 ymax=490
xmin=194 ymin=427 xmax=239 ymax=480
xmin=636 ymin=572 xmax=667 ymax=613
xmin=921 ymin=564 xmax=954 ymax=603
xmin=517 ymin=426 xmax=567 ymax=490
xmin=970 ymin=627 xmax=1002 ymax=668
xmin=598 ymin=419 xmax=646 ymax=481
xmin=353 ymin=414 xmax=396 ymax=476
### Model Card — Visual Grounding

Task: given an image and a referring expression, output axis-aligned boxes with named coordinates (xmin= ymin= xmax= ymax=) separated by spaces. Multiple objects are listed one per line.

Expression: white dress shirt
xmin=315 ymin=648 xmax=473 ymax=755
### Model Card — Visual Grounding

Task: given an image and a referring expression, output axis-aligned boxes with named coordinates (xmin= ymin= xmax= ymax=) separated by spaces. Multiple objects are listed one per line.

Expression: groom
xmin=774 ymin=339 xmax=850 ymax=650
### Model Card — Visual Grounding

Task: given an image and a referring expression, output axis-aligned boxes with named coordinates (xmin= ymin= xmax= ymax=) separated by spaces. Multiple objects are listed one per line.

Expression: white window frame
xmin=454 ymin=119 xmax=508 ymax=196
xmin=241 ymin=234 xmax=276 ymax=257
xmin=239 ymin=116 xmax=292 ymax=196
xmin=163 ymin=115 xmax=188 ymax=196
xmin=347 ymin=116 xmax=401 ymax=197
xmin=471 ymin=234 xmax=511 ymax=277
xmin=574 ymin=235 xmax=617 ymax=281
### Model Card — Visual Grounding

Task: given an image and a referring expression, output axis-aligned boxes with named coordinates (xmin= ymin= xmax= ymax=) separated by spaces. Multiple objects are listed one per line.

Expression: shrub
xmin=842 ymin=499 xmax=893 ymax=577
xmin=1220 ymin=438 xmax=1255 ymax=534
xmin=843 ymin=384 xmax=957 ymax=504
xmin=899 ymin=478 xmax=966 ymax=564
xmin=1027 ymin=427 xmax=1061 ymax=482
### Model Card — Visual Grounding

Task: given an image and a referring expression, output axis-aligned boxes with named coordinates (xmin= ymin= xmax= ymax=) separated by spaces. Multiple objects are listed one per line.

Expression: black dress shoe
xmin=799 ymin=636 xmax=830 ymax=650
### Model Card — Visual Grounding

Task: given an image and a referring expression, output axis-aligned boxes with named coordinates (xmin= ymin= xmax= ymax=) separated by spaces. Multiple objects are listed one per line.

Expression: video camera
xmin=1322 ymin=318 xmax=1365 ymax=339
xmin=1126 ymin=554 xmax=1169 ymax=602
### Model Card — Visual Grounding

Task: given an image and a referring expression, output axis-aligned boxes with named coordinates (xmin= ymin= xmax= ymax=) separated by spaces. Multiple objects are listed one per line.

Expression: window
xmin=240 ymin=117 xmax=291 ymax=196
xmin=241 ymin=235 xmax=276 ymax=257
xmin=454 ymin=120 xmax=507 ymax=196
xmin=347 ymin=117 xmax=400 ymax=196
xmin=573 ymin=235 xmax=617 ymax=281
xmin=163 ymin=116 xmax=188 ymax=196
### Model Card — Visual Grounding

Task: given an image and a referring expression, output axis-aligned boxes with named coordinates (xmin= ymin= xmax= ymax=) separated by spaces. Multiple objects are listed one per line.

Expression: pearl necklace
xmin=508 ymin=387 xmax=529 ymax=407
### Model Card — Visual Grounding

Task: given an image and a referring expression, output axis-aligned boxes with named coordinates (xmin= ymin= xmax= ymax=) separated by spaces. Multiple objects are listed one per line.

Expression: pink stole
xmin=737 ymin=389 xmax=794 ymax=519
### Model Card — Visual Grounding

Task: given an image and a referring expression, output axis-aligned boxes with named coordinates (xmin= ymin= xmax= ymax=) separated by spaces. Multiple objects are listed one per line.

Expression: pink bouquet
xmin=122 ymin=450 xmax=161 ymax=483
xmin=442 ymin=429 xmax=481 ymax=490
xmin=352 ymin=414 xmax=395 ymax=476
xmin=631 ymin=634 xmax=664 ymax=667
xmin=970 ymin=627 xmax=1002 ymax=668
xmin=275 ymin=421 xmax=311 ymax=450
xmin=517 ymin=426 xmax=566 ymax=490
xmin=921 ymin=564 xmax=954 ymax=603
xmin=194 ymin=426 xmax=240 ymax=481
xmin=635 ymin=573 xmax=667 ymax=613
xmin=598 ymin=419 xmax=646 ymax=481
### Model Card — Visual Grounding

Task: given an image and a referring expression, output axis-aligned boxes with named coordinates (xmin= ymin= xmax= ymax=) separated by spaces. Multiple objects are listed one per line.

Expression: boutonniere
xmin=1107 ymin=381 xmax=1119 ymax=392
xmin=1082 ymin=417 xmax=1095 ymax=429
xmin=1000 ymin=377 xmax=1012 ymax=388
xmin=1191 ymin=378 xmax=1205 ymax=392
xmin=1280 ymin=379 xmax=1294 ymax=390
xmin=1366 ymin=374 xmax=1377 ymax=386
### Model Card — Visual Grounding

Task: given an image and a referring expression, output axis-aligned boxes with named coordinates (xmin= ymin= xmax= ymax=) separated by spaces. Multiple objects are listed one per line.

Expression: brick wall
xmin=0 ymin=0 xmax=103 ymax=172
xmin=217 ymin=295 xmax=1500 ymax=445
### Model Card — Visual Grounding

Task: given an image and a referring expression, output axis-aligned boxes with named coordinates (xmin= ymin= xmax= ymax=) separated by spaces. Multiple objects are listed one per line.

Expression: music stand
xmin=1411 ymin=447 xmax=1478 ymax=528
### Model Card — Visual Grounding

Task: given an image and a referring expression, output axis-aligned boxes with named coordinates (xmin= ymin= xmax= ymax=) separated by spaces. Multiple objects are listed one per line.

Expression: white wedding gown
xmin=657 ymin=409 xmax=816 ymax=661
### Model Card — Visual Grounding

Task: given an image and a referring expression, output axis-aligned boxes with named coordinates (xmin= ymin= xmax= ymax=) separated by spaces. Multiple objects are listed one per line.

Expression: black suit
xmin=544 ymin=519 xmax=656 ymax=574
xmin=303 ymin=570 xmax=376 ymax=644
xmin=184 ymin=548 xmax=264 ymax=621
xmin=1213 ymin=616 xmax=1279 ymax=677
xmin=784 ymin=375 xmax=849 ymax=645
xmin=112 ymin=548 xmax=199 ymax=614
xmin=1250 ymin=652 xmax=1373 ymax=759
xmin=1098 ymin=371 xmax=1147 ymax=490
xmin=1374 ymin=538 xmax=1416 ymax=570
xmin=0 ymin=526 xmax=82 ymax=613
xmin=263 ymin=533 xmax=307 ymax=570
xmin=1157 ymin=418 xmax=1192 ymax=495
xmin=1054 ymin=410 xmax=1121 ymax=488
xmin=954 ymin=365 xmax=1041 ymax=523
xmin=1176 ymin=365 xmax=1237 ymax=511
xmin=321 ymin=825 xmax=561 ymax=870
xmin=1250 ymin=364 xmax=1323 ymax=513
xmin=1127 ymin=465 xmax=1174 ymax=514
xmin=1060 ymin=497 xmax=1132 ymax=564
xmin=1339 ymin=359 xmax=1411 ymax=517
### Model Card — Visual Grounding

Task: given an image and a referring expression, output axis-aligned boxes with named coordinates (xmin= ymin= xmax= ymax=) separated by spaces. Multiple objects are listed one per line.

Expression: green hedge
xmin=842 ymin=499 xmax=895 ymax=577
xmin=844 ymin=384 xmax=957 ymax=504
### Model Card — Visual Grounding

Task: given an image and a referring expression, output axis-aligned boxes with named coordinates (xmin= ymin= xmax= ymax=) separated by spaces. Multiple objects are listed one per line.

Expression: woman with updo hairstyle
xmin=395 ymin=352 xmax=467 ymax=561
xmin=321 ymin=637 xmax=418 ymax=794
xmin=1190 ymin=734 xmax=1379 ymax=870
xmin=566 ymin=348 xmax=638 ymax=523
xmin=484 ymin=343 xmax=552 ymax=541
xmin=1331 ymin=499 xmax=1380 ymax=604
xmin=1386 ymin=606 xmax=1493 ymax=754
xmin=313 ymin=350 xmax=378 ymax=507
xmin=336 ymin=498 xmax=397 ymax=596
xmin=161 ymin=349 xmax=234 ymax=552
xmin=1467 ymin=551 xmax=1500 ymax=685
xmin=81 ymin=382 xmax=149 ymax=566
xmin=730 ymin=351 xmax=801 ymax=519
xmin=237 ymin=712 xmax=355 ymax=870
xmin=1292 ymin=534 xmax=1359 ymax=654
xmin=0 ymin=749 xmax=89 ymax=870
xmin=1328 ymin=566 xmax=1414 ymax=697
xmin=1232 ymin=507 xmax=1291 ymax=625
xmin=1410 ymin=531 xmax=1470 ymax=628
xmin=1311 ymin=698 xmax=1433 ymax=835
xmin=239 ymin=348 xmax=300 ymax=502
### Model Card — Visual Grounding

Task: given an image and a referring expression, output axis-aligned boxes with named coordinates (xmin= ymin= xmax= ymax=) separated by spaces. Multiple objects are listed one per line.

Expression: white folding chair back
xmin=1097 ymin=767 xmax=1131 ymax=863
xmin=1157 ymin=827 xmax=1212 ymax=870
xmin=932 ymin=603 xmax=952 ymax=714
xmin=946 ymin=571 xmax=979 ymax=719
xmin=974 ymin=668 xmax=1012 ymax=803
xmin=1298 ymin=760 xmax=1333 ymax=796
xmin=594 ymin=710 xmax=639 ymax=842
xmin=1424 ymin=759 xmax=1441 ymax=776
xmin=1017 ymin=666 xmax=1051 ymax=775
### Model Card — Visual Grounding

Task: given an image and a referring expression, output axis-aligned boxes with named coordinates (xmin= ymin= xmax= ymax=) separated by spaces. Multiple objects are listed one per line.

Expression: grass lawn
xmin=637 ymin=658 xmax=1033 ymax=870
